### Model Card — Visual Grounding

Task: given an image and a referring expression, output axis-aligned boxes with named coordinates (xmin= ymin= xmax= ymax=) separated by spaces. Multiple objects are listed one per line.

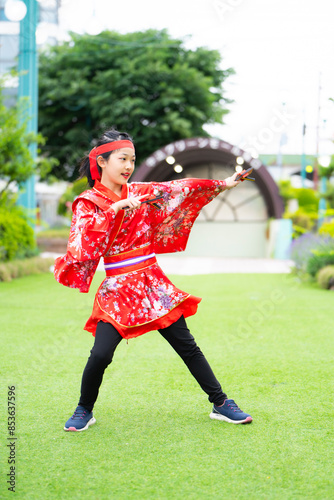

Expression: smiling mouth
xmin=121 ymin=173 xmax=130 ymax=178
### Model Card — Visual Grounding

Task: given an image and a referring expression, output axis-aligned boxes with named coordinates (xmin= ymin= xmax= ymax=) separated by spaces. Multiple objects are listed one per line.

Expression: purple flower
xmin=290 ymin=233 xmax=334 ymax=270
xmin=159 ymin=294 xmax=173 ymax=309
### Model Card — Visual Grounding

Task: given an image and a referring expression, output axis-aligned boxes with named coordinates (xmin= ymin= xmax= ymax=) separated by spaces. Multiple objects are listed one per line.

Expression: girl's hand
xmin=112 ymin=194 xmax=150 ymax=214
xmin=224 ymin=172 xmax=241 ymax=190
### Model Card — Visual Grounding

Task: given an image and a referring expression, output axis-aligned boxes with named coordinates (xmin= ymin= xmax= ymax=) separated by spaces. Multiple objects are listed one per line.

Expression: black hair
xmin=79 ymin=128 xmax=134 ymax=187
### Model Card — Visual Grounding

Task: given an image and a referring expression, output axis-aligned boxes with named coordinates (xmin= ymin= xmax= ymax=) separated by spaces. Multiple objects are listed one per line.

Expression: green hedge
xmin=58 ymin=178 xmax=88 ymax=217
xmin=306 ymin=249 xmax=334 ymax=277
xmin=317 ymin=265 xmax=334 ymax=290
xmin=0 ymin=206 xmax=37 ymax=261
xmin=319 ymin=220 xmax=334 ymax=238
xmin=0 ymin=256 xmax=54 ymax=282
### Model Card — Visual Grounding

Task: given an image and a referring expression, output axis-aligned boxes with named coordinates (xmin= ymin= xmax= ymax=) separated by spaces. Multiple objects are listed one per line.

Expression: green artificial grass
xmin=1 ymin=271 xmax=333 ymax=499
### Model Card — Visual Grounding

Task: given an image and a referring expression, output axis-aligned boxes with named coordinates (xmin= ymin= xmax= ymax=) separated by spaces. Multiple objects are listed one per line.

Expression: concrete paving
xmin=43 ymin=252 xmax=294 ymax=275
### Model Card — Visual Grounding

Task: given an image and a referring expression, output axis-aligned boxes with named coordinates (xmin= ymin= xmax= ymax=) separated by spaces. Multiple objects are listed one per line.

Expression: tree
xmin=0 ymin=79 xmax=57 ymax=201
xmin=38 ymin=29 xmax=234 ymax=181
xmin=319 ymin=155 xmax=334 ymax=180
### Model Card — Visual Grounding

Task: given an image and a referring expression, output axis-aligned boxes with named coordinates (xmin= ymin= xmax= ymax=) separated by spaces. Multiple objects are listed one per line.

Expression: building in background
xmin=0 ymin=0 xmax=60 ymax=94
xmin=260 ymin=154 xmax=316 ymax=188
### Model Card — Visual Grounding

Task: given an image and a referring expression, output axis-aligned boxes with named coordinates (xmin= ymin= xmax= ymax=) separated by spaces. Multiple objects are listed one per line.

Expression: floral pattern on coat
xmin=54 ymin=178 xmax=227 ymax=337
xmin=97 ymin=264 xmax=189 ymax=327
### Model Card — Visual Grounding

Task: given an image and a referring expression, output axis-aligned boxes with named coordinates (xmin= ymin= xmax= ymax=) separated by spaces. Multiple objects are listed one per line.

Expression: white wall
xmin=185 ymin=221 xmax=268 ymax=258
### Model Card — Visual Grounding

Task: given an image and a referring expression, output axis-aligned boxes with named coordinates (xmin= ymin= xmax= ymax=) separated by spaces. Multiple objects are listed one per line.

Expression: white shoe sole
xmin=209 ymin=412 xmax=253 ymax=424
xmin=64 ymin=416 xmax=96 ymax=432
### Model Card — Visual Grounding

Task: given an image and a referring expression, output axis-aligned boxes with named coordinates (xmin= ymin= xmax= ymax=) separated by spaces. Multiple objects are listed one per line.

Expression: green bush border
xmin=0 ymin=256 xmax=55 ymax=282
xmin=317 ymin=265 xmax=334 ymax=290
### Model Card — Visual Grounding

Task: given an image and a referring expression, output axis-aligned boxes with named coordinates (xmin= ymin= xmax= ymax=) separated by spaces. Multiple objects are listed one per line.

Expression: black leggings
xmin=78 ymin=316 xmax=227 ymax=411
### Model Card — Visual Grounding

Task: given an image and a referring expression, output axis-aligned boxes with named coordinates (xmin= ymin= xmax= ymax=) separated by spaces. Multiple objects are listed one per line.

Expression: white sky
xmin=58 ymin=0 xmax=334 ymax=159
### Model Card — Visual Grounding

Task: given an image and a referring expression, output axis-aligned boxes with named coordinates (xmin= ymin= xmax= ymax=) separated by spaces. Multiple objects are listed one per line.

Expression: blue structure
xmin=274 ymin=219 xmax=293 ymax=259
xmin=17 ymin=0 xmax=38 ymax=220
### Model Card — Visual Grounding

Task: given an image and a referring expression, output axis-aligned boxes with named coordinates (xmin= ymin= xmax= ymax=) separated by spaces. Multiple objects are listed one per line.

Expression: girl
xmin=54 ymin=129 xmax=253 ymax=431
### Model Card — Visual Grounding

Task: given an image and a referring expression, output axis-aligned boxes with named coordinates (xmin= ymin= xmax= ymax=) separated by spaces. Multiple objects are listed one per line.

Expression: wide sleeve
xmin=134 ymin=178 xmax=227 ymax=254
xmin=67 ymin=198 xmax=117 ymax=261
xmin=151 ymin=178 xmax=226 ymax=217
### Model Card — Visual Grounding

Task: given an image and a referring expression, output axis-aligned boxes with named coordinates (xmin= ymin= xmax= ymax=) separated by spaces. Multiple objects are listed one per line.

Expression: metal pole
xmin=301 ymin=112 xmax=306 ymax=188
xmin=318 ymin=176 xmax=327 ymax=229
xmin=17 ymin=0 xmax=38 ymax=223
xmin=314 ymin=72 xmax=322 ymax=191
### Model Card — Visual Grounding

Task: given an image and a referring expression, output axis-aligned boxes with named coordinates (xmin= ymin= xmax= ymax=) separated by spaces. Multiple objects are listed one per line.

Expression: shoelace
xmin=72 ymin=408 xmax=87 ymax=420
xmin=227 ymin=401 xmax=243 ymax=413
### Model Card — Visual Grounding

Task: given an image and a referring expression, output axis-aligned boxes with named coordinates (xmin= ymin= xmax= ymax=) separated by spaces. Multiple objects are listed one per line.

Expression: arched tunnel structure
xmin=133 ymin=137 xmax=284 ymax=258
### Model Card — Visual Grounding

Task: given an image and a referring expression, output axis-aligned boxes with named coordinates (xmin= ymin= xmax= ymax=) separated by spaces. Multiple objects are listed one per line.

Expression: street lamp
xmin=4 ymin=0 xmax=27 ymax=21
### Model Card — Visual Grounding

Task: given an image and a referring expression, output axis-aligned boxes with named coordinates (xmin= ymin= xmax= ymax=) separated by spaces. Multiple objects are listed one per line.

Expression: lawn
xmin=1 ymin=270 xmax=333 ymax=499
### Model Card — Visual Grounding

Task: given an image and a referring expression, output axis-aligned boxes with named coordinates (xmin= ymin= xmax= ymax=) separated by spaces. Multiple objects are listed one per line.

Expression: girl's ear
xmin=97 ymin=155 xmax=105 ymax=168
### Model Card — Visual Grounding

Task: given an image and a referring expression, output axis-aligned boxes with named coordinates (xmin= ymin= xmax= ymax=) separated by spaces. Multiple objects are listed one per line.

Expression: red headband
xmin=89 ymin=140 xmax=135 ymax=181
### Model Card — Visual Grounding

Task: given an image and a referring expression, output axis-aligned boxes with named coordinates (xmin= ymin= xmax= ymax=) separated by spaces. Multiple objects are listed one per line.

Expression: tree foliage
xmin=318 ymin=156 xmax=334 ymax=180
xmin=0 ymin=79 xmax=57 ymax=199
xmin=38 ymin=29 xmax=234 ymax=181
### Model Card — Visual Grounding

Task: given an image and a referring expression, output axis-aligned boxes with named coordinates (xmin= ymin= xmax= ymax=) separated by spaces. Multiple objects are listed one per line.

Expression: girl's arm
xmin=128 ymin=176 xmax=242 ymax=254
xmin=67 ymin=199 xmax=117 ymax=261
xmin=222 ymin=172 xmax=241 ymax=190
xmin=67 ymin=194 xmax=150 ymax=261
xmin=149 ymin=174 xmax=241 ymax=215
xmin=109 ymin=194 xmax=150 ymax=215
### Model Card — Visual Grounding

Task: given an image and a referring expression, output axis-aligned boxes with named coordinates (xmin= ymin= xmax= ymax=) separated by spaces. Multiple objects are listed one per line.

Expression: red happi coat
xmin=54 ymin=178 xmax=226 ymax=339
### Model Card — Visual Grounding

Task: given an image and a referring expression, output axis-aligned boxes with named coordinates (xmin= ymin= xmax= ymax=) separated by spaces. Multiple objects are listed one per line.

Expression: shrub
xmin=319 ymin=219 xmax=334 ymax=238
xmin=36 ymin=227 xmax=70 ymax=239
xmin=319 ymin=162 xmax=334 ymax=181
xmin=0 ymin=206 xmax=38 ymax=261
xmin=282 ymin=186 xmax=321 ymax=239
xmin=58 ymin=178 xmax=88 ymax=217
xmin=277 ymin=179 xmax=296 ymax=210
xmin=0 ymin=256 xmax=54 ymax=282
xmin=295 ymin=188 xmax=319 ymax=212
xmin=317 ymin=265 xmax=334 ymax=290
xmin=290 ymin=233 xmax=333 ymax=274
xmin=306 ymin=248 xmax=334 ymax=277
xmin=285 ymin=208 xmax=318 ymax=238
xmin=324 ymin=183 xmax=334 ymax=209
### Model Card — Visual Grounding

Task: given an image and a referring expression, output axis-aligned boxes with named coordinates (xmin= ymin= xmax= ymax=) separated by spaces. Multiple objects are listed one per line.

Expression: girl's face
xmin=98 ymin=147 xmax=136 ymax=194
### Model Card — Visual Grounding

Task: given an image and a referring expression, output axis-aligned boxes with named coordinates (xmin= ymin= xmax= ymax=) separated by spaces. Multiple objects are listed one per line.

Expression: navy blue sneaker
xmin=210 ymin=399 xmax=252 ymax=424
xmin=64 ymin=405 xmax=96 ymax=432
